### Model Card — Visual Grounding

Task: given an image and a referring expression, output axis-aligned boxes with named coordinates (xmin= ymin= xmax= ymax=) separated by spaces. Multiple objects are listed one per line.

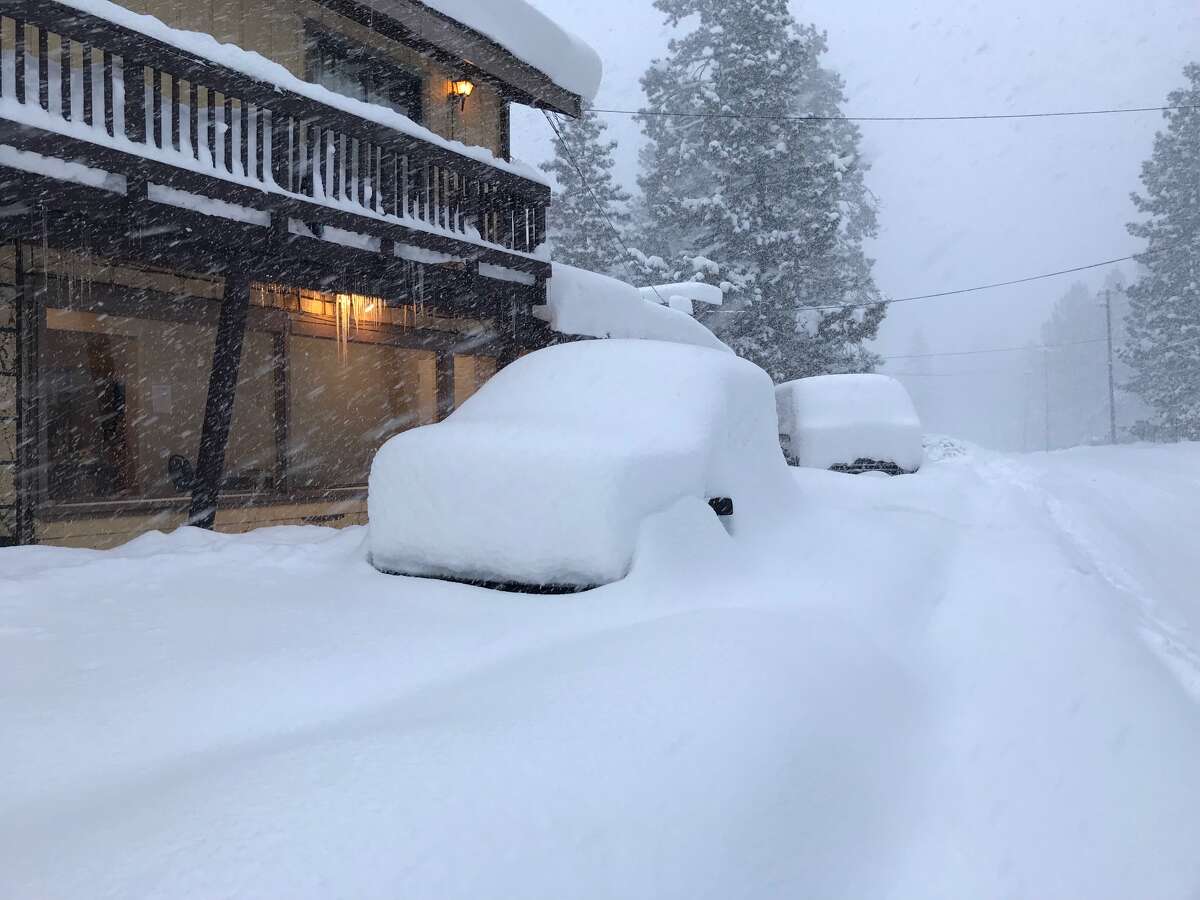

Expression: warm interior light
xmin=450 ymin=78 xmax=475 ymax=110
xmin=335 ymin=293 xmax=384 ymax=361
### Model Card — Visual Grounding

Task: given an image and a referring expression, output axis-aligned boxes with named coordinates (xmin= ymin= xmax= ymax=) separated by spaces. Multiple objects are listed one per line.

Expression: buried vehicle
xmin=776 ymin=374 xmax=924 ymax=475
xmin=368 ymin=339 xmax=787 ymax=591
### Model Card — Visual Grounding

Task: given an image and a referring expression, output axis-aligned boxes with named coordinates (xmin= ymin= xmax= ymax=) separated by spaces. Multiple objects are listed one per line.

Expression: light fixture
xmin=449 ymin=78 xmax=475 ymax=111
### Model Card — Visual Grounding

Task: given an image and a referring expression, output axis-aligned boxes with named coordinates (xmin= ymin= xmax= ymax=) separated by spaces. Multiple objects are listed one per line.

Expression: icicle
xmin=335 ymin=292 xmax=383 ymax=363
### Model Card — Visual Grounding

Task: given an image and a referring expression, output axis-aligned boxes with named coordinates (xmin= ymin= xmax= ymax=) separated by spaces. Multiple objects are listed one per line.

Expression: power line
xmin=541 ymin=110 xmax=668 ymax=306
xmin=888 ymin=369 xmax=1023 ymax=377
xmin=591 ymin=104 xmax=1200 ymax=124
xmin=801 ymin=244 xmax=1183 ymax=312
xmin=881 ymin=336 xmax=1108 ymax=361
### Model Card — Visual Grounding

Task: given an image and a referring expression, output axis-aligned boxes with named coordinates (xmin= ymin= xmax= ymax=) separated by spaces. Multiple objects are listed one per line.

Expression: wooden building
xmin=0 ymin=0 xmax=591 ymax=547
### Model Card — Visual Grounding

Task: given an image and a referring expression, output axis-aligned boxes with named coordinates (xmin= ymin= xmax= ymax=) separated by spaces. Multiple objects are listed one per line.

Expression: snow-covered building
xmin=0 ymin=0 xmax=601 ymax=547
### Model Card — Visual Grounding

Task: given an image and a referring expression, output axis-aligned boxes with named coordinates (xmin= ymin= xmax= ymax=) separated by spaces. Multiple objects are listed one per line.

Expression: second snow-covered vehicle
xmin=776 ymin=374 xmax=924 ymax=475
xmin=369 ymin=339 xmax=788 ymax=592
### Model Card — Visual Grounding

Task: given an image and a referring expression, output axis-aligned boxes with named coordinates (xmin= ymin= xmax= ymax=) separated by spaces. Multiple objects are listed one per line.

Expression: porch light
xmin=449 ymin=78 xmax=475 ymax=111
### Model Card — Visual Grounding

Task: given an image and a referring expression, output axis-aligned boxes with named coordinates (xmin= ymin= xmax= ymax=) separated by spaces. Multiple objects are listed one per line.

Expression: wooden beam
xmin=12 ymin=241 xmax=38 ymax=545
xmin=435 ymin=351 xmax=455 ymax=421
xmin=271 ymin=329 xmax=291 ymax=493
xmin=188 ymin=269 xmax=251 ymax=528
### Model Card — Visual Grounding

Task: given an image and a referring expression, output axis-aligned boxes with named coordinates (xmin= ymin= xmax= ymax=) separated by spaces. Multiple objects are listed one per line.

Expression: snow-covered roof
xmin=419 ymin=0 xmax=603 ymax=102
xmin=536 ymin=264 xmax=730 ymax=353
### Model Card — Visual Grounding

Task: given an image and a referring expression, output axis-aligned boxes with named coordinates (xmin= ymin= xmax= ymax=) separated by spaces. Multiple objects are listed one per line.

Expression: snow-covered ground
xmin=3 ymin=442 xmax=1200 ymax=899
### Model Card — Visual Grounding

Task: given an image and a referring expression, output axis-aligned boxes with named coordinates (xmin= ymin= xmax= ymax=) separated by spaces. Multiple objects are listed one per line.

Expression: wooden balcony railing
xmin=0 ymin=1 xmax=550 ymax=270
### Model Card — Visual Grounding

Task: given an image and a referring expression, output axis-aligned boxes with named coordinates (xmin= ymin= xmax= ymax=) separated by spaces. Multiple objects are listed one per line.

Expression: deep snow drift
xmin=3 ymin=442 xmax=1200 ymax=899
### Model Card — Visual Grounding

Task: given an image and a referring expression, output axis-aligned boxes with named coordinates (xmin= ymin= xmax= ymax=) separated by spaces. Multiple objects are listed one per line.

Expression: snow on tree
xmin=541 ymin=106 xmax=631 ymax=277
xmin=634 ymin=0 xmax=885 ymax=383
xmin=1123 ymin=64 xmax=1200 ymax=441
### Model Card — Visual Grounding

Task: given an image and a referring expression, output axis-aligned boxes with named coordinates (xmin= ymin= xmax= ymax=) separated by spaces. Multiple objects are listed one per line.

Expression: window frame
xmin=303 ymin=24 xmax=425 ymax=125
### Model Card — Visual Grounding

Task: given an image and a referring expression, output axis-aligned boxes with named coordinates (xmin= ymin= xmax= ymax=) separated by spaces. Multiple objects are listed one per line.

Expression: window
xmin=305 ymin=27 xmax=424 ymax=123
xmin=42 ymin=308 xmax=277 ymax=502
xmin=288 ymin=336 xmax=436 ymax=490
xmin=454 ymin=354 xmax=498 ymax=407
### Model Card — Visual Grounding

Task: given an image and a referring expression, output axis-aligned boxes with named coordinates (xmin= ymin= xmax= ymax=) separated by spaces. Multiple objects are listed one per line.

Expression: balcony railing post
xmin=222 ymin=95 xmax=232 ymax=173
xmin=151 ymin=68 xmax=163 ymax=149
xmin=169 ymin=75 xmax=180 ymax=152
xmin=238 ymin=100 xmax=249 ymax=177
xmin=59 ymin=35 xmax=71 ymax=121
xmin=205 ymin=89 xmax=217 ymax=167
xmin=82 ymin=46 xmax=95 ymax=128
xmin=269 ymin=111 xmax=289 ymax=190
xmin=188 ymin=81 xmax=199 ymax=161
xmin=13 ymin=19 xmax=26 ymax=105
xmin=102 ymin=49 xmax=113 ymax=135
xmin=124 ymin=59 xmax=146 ymax=144
xmin=37 ymin=25 xmax=48 ymax=112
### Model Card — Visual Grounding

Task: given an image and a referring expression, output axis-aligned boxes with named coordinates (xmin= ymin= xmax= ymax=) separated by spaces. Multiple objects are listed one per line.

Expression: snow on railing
xmin=0 ymin=3 xmax=549 ymax=257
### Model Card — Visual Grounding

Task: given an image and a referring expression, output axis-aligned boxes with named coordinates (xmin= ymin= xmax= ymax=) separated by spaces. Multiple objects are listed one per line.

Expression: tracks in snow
xmin=982 ymin=456 xmax=1200 ymax=705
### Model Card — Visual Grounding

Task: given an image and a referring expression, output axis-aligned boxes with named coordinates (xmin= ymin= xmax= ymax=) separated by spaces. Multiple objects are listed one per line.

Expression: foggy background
xmin=512 ymin=0 xmax=1198 ymax=450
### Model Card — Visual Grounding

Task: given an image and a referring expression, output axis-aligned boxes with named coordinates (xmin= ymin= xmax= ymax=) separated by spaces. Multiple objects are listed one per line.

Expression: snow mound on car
xmin=777 ymin=374 xmax=924 ymax=472
xmin=369 ymin=340 xmax=790 ymax=588
xmin=536 ymin=264 xmax=731 ymax=353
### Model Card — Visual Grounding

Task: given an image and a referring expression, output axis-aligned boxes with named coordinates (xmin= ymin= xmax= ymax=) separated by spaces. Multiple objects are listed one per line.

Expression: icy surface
xmin=369 ymin=339 xmax=789 ymax=587
xmin=777 ymin=374 xmax=925 ymax=471
xmin=537 ymin=263 xmax=729 ymax=352
xmin=4 ymin=443 xmax=1200 ymax=898
xmin=419 ymin=0 xmax=603 ymax=102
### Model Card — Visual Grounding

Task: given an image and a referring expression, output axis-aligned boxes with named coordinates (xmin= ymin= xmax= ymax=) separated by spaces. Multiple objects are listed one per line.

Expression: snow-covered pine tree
xmin=1040 ymin=282 xmax=1111 ymax=448
xmin=1122 ymin=64 xmax=1200 ymax=440
xmin=540 ymin=106 xmax=631 ymax=276
xmin=636 ymin=0 xmax=885 ymax=382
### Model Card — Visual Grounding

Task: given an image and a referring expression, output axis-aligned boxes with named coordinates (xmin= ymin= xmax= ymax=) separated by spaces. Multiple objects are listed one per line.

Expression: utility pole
xmin=1043 ymin=348 xmax=1051 ymax=452
xmin=1102 ymin=288 xmax=1118 ymax=445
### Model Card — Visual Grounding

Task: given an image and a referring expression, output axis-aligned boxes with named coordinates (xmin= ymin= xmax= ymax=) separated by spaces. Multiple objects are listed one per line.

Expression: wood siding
xmin=121 ymin=0 xmax=509 ymax=156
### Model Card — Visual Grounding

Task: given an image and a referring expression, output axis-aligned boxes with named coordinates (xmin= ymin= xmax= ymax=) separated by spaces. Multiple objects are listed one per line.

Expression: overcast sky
xmin=513 ymin=0 xmax=1198 ymax=447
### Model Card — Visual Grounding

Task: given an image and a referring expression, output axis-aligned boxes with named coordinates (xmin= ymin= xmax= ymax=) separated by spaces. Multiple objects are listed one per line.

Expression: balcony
xmin=0 ymin=0 xmax=552 ymax=284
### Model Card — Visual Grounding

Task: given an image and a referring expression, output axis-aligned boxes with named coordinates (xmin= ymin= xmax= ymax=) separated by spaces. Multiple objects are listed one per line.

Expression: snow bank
xmin=777 ymin=374 xmax=924 ymax=471
xmin=369 ymin=339 xmax=788 ymax=587
xmin=419 ymin=0 xmax=603 ymax=102
xmin=5 ymin=444 xmax=1200 ymax=897
xmin=536 ymin=264 xmax=730 ymax=352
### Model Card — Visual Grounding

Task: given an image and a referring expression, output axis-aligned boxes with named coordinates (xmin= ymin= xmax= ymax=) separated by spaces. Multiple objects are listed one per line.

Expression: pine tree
xmin=1122 ymin=64 xmax=1200 ymax=441
xmin=540 ymin=107 xmax=631 ymax=277
xmin=635 ymin=0 xmax=885 ymax=382
xmin=1040 ymin=282 xmax=1110 ymax=448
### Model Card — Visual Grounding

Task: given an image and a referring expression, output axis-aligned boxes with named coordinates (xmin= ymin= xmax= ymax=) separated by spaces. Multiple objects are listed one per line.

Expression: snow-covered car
xmin=776 ymin=374 xmax=923 ymax=475
xmin=369 ymin=339 xmax=787 ymax=591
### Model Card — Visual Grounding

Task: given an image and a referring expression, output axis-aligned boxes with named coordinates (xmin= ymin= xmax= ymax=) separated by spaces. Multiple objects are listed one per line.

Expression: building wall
xmin=0 ymin=260 xmax=15 ymax=545
xmin=3 ymin=244 xmax=508 ymax=550
xmin=120 ymin=0 xmax=509 ymax=156
xmin=36 ymin=497 xmax=370 ymax=550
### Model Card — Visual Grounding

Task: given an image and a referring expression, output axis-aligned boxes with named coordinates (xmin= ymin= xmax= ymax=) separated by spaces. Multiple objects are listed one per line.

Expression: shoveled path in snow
xmin=2 ymin=443 xmax=1199 ymax=899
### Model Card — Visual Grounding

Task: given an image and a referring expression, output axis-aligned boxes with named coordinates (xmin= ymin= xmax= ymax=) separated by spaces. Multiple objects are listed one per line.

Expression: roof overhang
xmin=316 ymin=0 xmax=586 ymax=118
